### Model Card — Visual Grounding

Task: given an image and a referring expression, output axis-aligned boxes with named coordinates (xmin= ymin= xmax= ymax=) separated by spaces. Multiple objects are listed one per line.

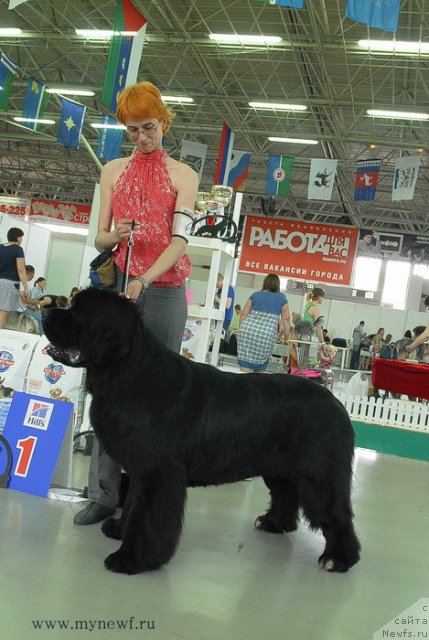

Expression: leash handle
xmin=121 ymin=219 xmax=136 ymax=293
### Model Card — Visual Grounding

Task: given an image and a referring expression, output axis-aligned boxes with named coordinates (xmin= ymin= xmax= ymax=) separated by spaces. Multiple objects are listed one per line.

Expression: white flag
xmin=180 ymin=140 xmax=208 ymax=183
xmin=307 ymin=159 xmax=338 ymax=200
xmin=9 ymin=0 xmax=31 ymax=8
xmin=392 ymin=155 xmax=420 ymax=201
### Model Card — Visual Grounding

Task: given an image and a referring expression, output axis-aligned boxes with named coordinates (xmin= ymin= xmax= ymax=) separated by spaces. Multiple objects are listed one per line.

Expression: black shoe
xmin=73 ymin=502 xmax=115 ymax=525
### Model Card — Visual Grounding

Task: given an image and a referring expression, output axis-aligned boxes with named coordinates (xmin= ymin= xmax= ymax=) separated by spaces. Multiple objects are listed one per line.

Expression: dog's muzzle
xmin=46 ymin=344 xmax=84 ymax=367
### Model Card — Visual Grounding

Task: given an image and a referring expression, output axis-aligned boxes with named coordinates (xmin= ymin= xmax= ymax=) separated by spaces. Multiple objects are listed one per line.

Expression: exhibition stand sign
xmin=1 ymin=392 xmax=73 ymax=498
xmin=0 ymin=330 xmax=40 ymax=395
xmin=239 ymin=216 xmax=359 ymax=286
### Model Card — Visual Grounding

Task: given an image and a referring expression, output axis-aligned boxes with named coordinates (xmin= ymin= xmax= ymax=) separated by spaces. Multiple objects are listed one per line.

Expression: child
xmin=318 ymin=343 xmax=336 ymax=369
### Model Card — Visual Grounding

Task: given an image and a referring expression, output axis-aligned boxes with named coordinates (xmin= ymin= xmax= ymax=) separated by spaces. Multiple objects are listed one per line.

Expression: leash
xmin=121 ymin=219 xmax=136 ymax=293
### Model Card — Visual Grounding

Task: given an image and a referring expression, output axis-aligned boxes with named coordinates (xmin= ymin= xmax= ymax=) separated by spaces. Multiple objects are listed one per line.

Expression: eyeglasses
xmin=125 ymin=121 xmax=160 ymax=137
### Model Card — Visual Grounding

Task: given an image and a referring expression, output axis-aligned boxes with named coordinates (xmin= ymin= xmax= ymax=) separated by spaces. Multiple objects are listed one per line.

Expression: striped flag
xmin=251 ymin=0 xmax=304 ymax=7
xmin=307 ymin=159 xmax=337 ymax=200
xmin=100 ymin=0 xmax=147 ymax=113
xmin=57 ymin=97 xmax=86 ymax=149
xmin=0 ymin=53 xmax=19 ymax=111
xmin=266 ymin=155 xmax=294 ymax=196
xmin=354 ymin=159 xmax=381 ymax=201
xmin=214 ymin=122 xmax=235 ymax=186
xmin=345 ymin=0 xmax=401 ymax=33
xmin=21 ymin=77 xmax=48 ymax=130
xmin=227 ymin=150 xmax=251 ymax=192
xmin=392 ymin=156 xmax=420 ymax=201
xmin=96 ymin=116 xmax=124 ymax=161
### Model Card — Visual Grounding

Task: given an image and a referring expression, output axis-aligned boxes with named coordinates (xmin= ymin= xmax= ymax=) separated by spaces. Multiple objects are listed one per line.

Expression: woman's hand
xmin=125 ymin=279 xmax=144 ymax=301
xmin=115 ymin=219 xmax=138 ymax=243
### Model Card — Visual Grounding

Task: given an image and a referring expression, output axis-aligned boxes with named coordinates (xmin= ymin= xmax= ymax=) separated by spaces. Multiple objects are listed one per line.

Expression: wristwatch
xmin=135 ymin=276 xmax=149 ymax=292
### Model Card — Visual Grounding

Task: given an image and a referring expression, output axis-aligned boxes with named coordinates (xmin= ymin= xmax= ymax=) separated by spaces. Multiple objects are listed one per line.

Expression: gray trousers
xmin=87 ymin=281 xmax=187 ymax=508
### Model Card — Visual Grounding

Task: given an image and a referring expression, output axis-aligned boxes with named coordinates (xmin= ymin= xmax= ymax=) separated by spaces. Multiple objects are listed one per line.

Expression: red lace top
xmin=111 ymin=149 xmax=191 ymax=286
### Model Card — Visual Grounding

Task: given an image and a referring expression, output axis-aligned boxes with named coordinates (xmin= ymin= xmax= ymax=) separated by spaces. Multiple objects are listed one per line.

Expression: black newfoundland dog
xmin=43 ymin=288 xmax=360 ymax=575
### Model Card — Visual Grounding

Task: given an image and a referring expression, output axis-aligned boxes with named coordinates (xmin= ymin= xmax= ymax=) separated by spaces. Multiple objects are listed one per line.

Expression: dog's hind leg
xmin=104 ymin=466 xmax=187 ymax=575
xmin=255 ymin=476 xmax=300 ymax=534
xmin=299 ymin=476 xmax=361 ymax=573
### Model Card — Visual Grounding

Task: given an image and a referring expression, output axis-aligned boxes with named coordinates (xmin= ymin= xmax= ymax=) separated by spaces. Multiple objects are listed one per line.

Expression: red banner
xmin=239 ymin=216 xmax=359 ymax=286
xmin=30 ymin=199 xmax=90 ymax=225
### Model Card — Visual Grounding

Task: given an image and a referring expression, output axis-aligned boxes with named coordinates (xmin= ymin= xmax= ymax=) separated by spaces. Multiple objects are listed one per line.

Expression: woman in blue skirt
xmin=237 ymin=274 xmax=290 ymax=373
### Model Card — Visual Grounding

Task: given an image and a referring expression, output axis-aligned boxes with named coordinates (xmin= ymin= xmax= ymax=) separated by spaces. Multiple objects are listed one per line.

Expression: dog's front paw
xmin=104 ymin=549 xmax=141 ymax=574
xmin=254 ymin=514 xmax=284 ymax=533
xmin=101 ymin=516 xmax=123 ymax=540
xmin=318 ymin=552 xmax=359 ymax=573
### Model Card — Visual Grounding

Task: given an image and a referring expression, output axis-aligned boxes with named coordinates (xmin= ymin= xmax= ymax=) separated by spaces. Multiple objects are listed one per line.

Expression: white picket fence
xmin=335 ymin=391 xmax=429 ymax=433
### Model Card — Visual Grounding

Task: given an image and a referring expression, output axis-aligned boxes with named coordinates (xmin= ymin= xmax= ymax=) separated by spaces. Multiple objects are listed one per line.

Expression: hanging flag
xmin=21 ymin=77 xmax=48 ymax=131
xmin=180 ymin=140 xmax=208 ymax=182
xmin=251 ymin=0 xmax=304 ymax=7
xmin=9 ymin=0 xmax=31 ymax=8
xmin=354 ymin=159 xmax=381 ymax=201
xmin=392 ymin=156 xmax=420 ymax=201
xmin=0 ymin=53 xmax=19 ymax=111
xmin=96 ymin=116 xmax=124 ymax=161
xmin=227 ymin=150 xmax=251 ymax=192
xmin=345 ymin=0 xmax=401 ymax=33
xmin=214 ymin=122 xmax=235 ymax=186
xmin=266 ymin=155 xmax=294 ymax=196
xmin=57 ymin=97 xmax=86 ymax=149
xmin=307 ymin=159 xmax=338 ymax=200
xmin=100 ymin=0 xmax=147 ymax=113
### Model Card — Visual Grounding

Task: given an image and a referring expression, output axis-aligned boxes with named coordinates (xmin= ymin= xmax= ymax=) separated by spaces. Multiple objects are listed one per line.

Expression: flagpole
xmin=80 ymin=134 xmax=103 ymax=171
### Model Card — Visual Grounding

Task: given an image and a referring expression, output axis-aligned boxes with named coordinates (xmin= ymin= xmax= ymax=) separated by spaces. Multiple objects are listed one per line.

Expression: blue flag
xmin=22 ymin=77 xmax=47 ymax=130
xmin=354 ymin=159 xmax=381 ymax=201
xmin=96 ymin=116 xmax=124 ymax=161
xmin=345 ymin=0 xmax=401 ymax=33
xmin=57 ymin=97 xmax=86 ymax=148
xmin=252 ymin=0 xmax=304 ymax=6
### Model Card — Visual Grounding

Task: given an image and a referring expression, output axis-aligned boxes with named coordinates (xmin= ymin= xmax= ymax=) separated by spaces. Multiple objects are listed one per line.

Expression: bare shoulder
xmin=165 ymin=156 xmax=198 ymax=187
xmin=101 ymin=156 xmax=131 ymax=181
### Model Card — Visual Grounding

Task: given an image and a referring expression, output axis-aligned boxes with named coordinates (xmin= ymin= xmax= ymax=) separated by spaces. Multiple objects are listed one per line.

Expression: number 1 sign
xmin=2 ymin=392 xmax=73 ymax=498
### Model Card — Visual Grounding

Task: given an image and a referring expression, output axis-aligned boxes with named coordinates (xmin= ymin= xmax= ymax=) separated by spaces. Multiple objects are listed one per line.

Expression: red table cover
xmin=372 ymin=358 xmax=429 ymax=400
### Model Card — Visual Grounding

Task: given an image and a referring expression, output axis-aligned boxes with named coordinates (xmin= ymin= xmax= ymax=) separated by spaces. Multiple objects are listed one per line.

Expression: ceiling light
xmin=268 ymin=136 xmax=319 ymax=145
xmin=369 ymin=143 xmax=378 ymax=149
xmin=416 ymin=147 xmax=425 ymax=153
xmin=161 ymin=95 xmax=194 ymax=103
xmin=91 ymin=122 xmax=126 ymax=130
xmin=359 ymin=39 xmax=429 ymax=54
xmin=249 ymin=101 xmax=307 ymax=111
xmin=367 ymin=109 xmax=429 ymax=120
xmin=33 ymin=222 xmax=88 ymax=236
xmin=46 ymin=88 xmax=95 ymax=97
xmin=75 ymin=29 xmax=138 ymax=38
xmin=0 ymin=28 xmax=22 ymax=36
xmin=13 ymin=117 xmax=56 ymax=124
xmin=209 ymin=34 xmax=282 ymax=45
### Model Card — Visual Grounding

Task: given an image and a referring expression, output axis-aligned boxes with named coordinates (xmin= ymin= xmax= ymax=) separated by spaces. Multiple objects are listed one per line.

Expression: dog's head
xmin=42 ymin=288 xmax=140 ymax=368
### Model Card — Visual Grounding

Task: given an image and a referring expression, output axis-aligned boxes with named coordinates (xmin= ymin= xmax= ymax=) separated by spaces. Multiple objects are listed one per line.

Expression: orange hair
xmin=116 ymin=81 xmax=175 ymax=134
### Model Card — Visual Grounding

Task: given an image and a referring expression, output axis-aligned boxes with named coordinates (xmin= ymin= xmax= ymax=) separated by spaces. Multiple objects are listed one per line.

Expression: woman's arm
xmin=95 ymin=160 xmax=134 ymax=252
xmin=126 ymin=162 xmax=199 ymax=301
xmin=239 ymin=299 xmax=253 ymax=324
xmin=16 ymin=257 xmax=29 ymax=299
xmin=281 ymin=302 xmax=290 ymax=338
xmin=406 ymin=324 xmax=429 ymax=352
xmin=308 ymin=304 xmax=324 ymax=343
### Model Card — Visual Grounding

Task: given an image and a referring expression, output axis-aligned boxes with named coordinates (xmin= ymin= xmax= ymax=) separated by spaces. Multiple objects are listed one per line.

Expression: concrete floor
xmin=0 ymin=448 xmax=428 ymax=640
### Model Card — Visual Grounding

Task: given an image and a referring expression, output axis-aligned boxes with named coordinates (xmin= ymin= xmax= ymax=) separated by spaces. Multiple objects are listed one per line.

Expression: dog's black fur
xmin=43 ymin=288 xmax=360 ymax=575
